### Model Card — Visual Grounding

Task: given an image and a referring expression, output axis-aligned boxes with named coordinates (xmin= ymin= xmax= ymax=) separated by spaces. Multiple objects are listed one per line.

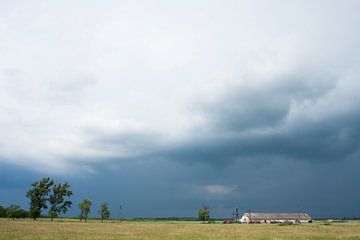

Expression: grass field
xmin=1 ymin=219 xmax=360 ymax=240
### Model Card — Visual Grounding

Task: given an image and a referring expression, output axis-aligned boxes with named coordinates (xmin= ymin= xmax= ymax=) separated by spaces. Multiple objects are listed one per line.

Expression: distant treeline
xmin=131 ymin=217 xmax=221 ymax=221
xmin=131 ymin=217 xmax=198 ymax=221
xmin=0 ymin=204 xmax=28 ymax=219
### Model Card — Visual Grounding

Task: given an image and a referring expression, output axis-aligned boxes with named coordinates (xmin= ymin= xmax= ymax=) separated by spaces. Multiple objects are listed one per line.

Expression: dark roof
xmin=243 ymin=212 xmax=311 ymax=220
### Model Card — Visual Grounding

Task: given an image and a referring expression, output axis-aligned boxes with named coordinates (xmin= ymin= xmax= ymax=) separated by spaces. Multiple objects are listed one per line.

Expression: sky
xmin=0 ymin=0 xmax=360 ymax=219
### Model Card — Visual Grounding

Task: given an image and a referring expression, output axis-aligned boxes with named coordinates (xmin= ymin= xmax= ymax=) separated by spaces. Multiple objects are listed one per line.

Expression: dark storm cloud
xmin=150 ymin=70 xmax=360 ymax=166
xmin=0 ymin=161 xmax=41 ymax=189
xmin=78 ymin=69 xmax=360 ymax=168
xmin=201 ymin=73 xmax=336 ymax=131
xmin=162 ymin=112 xmax=360 ymax=165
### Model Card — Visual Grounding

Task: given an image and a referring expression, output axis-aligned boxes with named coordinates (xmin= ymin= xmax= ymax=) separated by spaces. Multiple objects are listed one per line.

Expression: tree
xmin=48 ymin=182 xmax=73 ymax=221
xmin=99 ymin=202 xmax=110 ymax=222
xmin=79 ymin=199 xmax=92 ymax=222
xmin=5 ymin=205 xmax=28 ymax=219
xmin=6 ymin=204 xmax=21 ymax=220
xmin=26 ymin=177 xmax=54 ymax=220
xmin=198 ymin=205 xmax=210 ymax=223
xmin=16 ymin=209 xmax=28 ymax=218
xmin=0 ymin=205 xmax=6 ymax=217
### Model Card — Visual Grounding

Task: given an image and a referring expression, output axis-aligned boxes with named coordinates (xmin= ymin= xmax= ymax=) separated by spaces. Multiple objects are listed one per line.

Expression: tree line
xmin=0 ymin=204 xmax=28 ymax=219
xmin=1 ymin=177 xmax=110 ymax=221
xmin=1 ymin=177 xmax=210 ymax=222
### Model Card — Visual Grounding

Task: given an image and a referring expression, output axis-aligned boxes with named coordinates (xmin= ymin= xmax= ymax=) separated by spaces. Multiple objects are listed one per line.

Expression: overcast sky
xmin=1 ymin=0 xmax=360 ymax=219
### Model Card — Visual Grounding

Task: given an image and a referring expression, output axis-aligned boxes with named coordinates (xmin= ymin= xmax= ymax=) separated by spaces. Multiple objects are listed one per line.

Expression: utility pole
xmin=297 ymin=204 xmax=300 ymax=224
xmin=118 ymin=205 xmax=122 ymax=220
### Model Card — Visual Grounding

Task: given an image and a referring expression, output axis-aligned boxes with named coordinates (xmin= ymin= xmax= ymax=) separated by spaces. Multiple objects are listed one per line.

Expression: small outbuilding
xmin=239 ymin=212 xmax=312 ymax=223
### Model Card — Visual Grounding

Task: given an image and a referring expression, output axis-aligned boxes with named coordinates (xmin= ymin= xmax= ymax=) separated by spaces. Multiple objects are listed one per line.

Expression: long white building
xmin=239 ymin=212 xmax=312 ymax=223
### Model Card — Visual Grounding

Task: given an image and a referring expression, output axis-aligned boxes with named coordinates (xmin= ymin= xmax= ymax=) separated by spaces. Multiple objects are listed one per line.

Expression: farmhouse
xmin=239 ymin=212 xmax=312 ymax=223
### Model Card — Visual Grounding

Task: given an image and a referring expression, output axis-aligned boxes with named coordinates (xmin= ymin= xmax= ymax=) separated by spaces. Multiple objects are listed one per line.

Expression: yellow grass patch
xmin=0 ymin=219 xmax=360 ymax=240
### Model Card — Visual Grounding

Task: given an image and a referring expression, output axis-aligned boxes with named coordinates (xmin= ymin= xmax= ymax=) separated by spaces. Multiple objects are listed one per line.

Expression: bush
xmin=16 ymin=209 xmax=28 ymax=218
xmin=4 ymin=205 xmax=29 ymax=219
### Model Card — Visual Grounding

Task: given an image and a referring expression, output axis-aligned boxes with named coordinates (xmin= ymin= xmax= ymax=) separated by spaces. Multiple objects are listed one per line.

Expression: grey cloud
xmin=77 ymin=69 xmax=360 ymax=167
xmin=155 ymin=70 xmax=360 ymax=165
xmin=201 ymin=72 xmax=337 ymax=131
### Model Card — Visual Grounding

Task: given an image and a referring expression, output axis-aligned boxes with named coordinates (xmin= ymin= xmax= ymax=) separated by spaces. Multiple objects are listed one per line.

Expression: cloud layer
xmin=1 ymin=0 xmax=360 ymax=218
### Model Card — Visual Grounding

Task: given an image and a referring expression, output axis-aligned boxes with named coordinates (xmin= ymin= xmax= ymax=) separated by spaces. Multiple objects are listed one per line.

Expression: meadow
xmin=1 ymin=219 xmax=360 ymax=240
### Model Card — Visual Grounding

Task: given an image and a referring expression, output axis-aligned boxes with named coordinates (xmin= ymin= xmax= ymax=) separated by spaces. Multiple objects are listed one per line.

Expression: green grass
xmin=0 ymin=218 xmax=360 ymax=240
